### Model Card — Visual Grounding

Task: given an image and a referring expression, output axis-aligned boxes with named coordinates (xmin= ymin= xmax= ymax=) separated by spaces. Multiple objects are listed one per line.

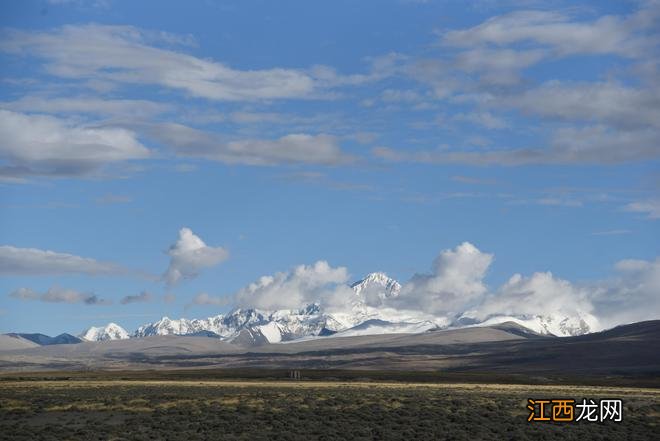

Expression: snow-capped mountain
xmin=327 ymin=272 xmax=411 ymax=329
xmin=351 ymin=272 xmax=401 ymax=301
xmin=457 ymin=312 xmax=597 ymax=337
xmin=79 ymin=323 xmax=130 ymax=341
xmin=134 ymin=304 xmax=340 ymax=343
xmin=132 ymin=273 xmax=406 ymax=343
xmin=133 ymin=316 xmax=211 ymax=338
xmin=76 ymin=272 xmax=596 ymax=345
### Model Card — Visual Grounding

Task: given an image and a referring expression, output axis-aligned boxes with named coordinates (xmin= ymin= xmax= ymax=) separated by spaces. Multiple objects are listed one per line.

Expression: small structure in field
xmin=287 ymin=370 xmax=302 ymax=380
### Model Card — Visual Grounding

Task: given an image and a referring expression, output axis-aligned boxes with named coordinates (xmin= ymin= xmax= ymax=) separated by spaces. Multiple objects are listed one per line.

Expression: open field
xmin=1 ymin=373 xmax=659 ymax=440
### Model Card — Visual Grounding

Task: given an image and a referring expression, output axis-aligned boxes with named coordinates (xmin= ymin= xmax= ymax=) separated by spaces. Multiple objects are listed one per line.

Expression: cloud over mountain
xmin=396 ymin=242 xmax=493 ymax=315
xmin=223 ymin=242 xmax=660 ymax=334
xmin=234 ymin=260 xmax=351 ymax=311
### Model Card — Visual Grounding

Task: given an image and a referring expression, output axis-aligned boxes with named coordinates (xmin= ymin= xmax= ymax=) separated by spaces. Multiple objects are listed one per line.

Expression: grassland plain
xmin=1 ymin=372 xmax=659 ymax=441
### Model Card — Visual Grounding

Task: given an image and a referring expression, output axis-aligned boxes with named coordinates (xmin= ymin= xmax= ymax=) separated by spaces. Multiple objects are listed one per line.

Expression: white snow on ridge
xmin=77 ymin=272 xmax=598 ymax=343
xmin=257 ymin=322 xmax=282 ymax=343
xmin=79 ymin=323 xmax=130 ymax=341
xmin=351 ymin=272 xmax=401 ymax=300
xmin=334 ymin=319 xmax=439 ymax=337
xmin=467 ymin=312 xmax=598 ymax=337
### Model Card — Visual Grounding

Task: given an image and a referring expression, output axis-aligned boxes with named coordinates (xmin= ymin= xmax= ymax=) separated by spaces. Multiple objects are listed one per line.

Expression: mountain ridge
xmin=70 ymin=272 xmax=597 ymax=343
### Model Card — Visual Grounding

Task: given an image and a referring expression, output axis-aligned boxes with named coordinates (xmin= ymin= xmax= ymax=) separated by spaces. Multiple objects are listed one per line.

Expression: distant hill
xmin=0 ymin=334 xmax=40 ymax=351
xmin=6 ymin=333 xmax=82 ymax=346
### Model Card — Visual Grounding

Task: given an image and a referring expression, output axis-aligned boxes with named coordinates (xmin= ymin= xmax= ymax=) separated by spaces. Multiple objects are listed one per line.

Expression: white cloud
xmin=372 ymin=124 xmax=660 ymax=165
xmin=142 ymin=123 xmax=353 ymax=166
xmin=441 ymin=9 xmax=655 ymax=58
xmin=217 ymin=242 xmax=660 ymax=332
xmin=10 ymin=287 xmax=111 ymax=305
xmin=164 ymin=228 xmax=229 ymax=286
xmin=403 ymin=3 xmax=659 ymax=97
xmin=395 ymin=242 xmax=493 ymax=314
xmin=548 ymin=125 xmax=660 ymax=164
xmin=398 ymin=247 xmax=660 ymax=332
xmin=624 ymin=200 xmax=660 ymax=219
xmin=2 ymin=96 xmax=171 ymax=118
xmin=234 ymin=261 xmax=350 ymax=310
xmin=0 ymin=245 xmax=124 ymax=276
xmin=472 ymin=271 xmax=594 ymax=321
xmin=500 ymin=81 xmax=660 ymax=130
xmin=0 ymin=109 xmax=149 ymax=178
xmin=378 ymin=4 xmax=660 ymax=166
xmin=0 ymin=24 xmax=374 ymax=101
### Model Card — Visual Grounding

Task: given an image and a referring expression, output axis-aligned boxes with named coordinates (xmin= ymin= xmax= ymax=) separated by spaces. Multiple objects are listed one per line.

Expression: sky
xmin=0 ymin=0 xmax=658 ymax=336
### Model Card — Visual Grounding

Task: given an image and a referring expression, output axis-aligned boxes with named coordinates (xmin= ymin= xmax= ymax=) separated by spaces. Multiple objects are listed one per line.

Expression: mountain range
xmin=74 ymin=272 xmax=596 ymax=344
xmin=2 ymin=320 xmax=658 ymax=381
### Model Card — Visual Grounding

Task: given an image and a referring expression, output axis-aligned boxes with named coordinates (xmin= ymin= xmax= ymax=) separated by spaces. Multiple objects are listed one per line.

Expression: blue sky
xmin=0 ymin=0 xmax=658 ymax=335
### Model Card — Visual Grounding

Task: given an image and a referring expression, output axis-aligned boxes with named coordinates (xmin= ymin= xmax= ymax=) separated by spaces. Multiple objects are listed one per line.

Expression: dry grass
xmin=1 ymin=379 xmax=658 ymax=440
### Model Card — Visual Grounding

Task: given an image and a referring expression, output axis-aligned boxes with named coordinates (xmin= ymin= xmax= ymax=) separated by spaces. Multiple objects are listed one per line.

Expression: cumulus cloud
xmin=394 ymin=247 xmax=659 ymax=331
xmin=0 ymin=245 xmax=125 ymax=276
xmin=9 ymin=287 xmax=111 ymax=305
xmin=470 ymin=272 xmax=595 ymax=322
xmin=120 ymin=291 xmax=153 ymax=305
xmin=0 ymin=109 xmax=149 ymax=178
xmin=234 ymin=261 xmax=351 ymax=310
xmin=163 ymin=228 xmax=229 ymax=286
xmin=229 ymin=243 xmax=495 ymax=315
xmin=395 ymin=242 xmax=493 ymax=315
xmin=225 ymin=242 xmax=660 ymax=333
